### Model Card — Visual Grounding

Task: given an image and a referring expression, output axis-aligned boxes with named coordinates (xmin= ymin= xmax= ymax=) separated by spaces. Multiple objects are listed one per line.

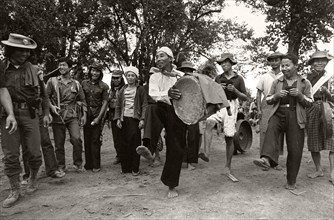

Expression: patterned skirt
xmin=306 ymin=101 xmax=334 ymax=152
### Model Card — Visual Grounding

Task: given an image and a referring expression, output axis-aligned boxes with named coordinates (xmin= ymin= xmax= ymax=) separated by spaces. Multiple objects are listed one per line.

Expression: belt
xmin=279 ymin=104 xmax=296 ymax=108
xmin=13 ymin=102 xmax=29 ymax=109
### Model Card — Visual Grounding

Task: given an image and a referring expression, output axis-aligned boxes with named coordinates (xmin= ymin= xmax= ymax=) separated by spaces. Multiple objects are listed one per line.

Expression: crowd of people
xmin=0 ymin=33 xmax=333 ymax=209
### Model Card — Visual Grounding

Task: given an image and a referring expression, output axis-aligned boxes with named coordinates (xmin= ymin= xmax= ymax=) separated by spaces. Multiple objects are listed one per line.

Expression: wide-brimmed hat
xmin=216 ymin=53 xmax=237 ymax=65
xmin=124 ymin=66 xmax=139 ymax=77
xmin=1 ymin=33 xmax=37 ymax=49
xmin=267 ymin=52 xmax=283 ymax=61
xmin=177 ymin=61 xmax=196 ymax=72
xmin=307 ymin=51 xmax=334 ymax=65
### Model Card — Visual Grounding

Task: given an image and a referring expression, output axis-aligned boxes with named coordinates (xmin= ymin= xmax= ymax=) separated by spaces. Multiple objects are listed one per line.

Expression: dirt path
xmin=0 ymin=127 xmax=333 ymax=219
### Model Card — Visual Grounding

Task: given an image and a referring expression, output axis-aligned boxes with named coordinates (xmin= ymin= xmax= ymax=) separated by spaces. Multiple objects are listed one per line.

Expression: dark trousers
xmin=261 ymin=107 xmax=304 ymax=185
xmin=22 ymin=115 xmax=58 ymax=178
xmin=144 ymin=103 xmax=186 ymax=188
xmin=1 ymin=109 xmax=42 ymax=177
xmin=111 ymin=119 xmax=124 ymax=160
xmin=83 ymin=115 xmax=102 ymax=170
xmin=183 ymin=123 xmax=200 ymax=163
xmin=52 ymin=118 xmax=83 ymax=169
xmin=143 ymin=104 xmax=163 ymax=153
xmin=119 ymin=117 xmax=141 ymax=173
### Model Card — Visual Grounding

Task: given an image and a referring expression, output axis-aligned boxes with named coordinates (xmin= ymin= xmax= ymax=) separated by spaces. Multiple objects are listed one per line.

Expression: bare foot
xmin=150 ymin=158 xmax=162 ymax=167
xmin=223 ymin=168 xmax=239 ymax=182
xmin=285 ymin=183 xmax=296 ymax=190
xmin=330 ymin=171 xmax=334 ymax=185
xmin=136 ymin=146 xmax=154 ymax=161
xmin=167 ymin=188 xmax=179 ymax=198
xmin=273 ymin=164 xmax=284 ymax=171
xmin=187 ymin=163 xmax=196 ymax=171
xmin=307 ymin=171 xmax=324 ymax=179
xmin=222 ymin=167 xmax=231 ymax=175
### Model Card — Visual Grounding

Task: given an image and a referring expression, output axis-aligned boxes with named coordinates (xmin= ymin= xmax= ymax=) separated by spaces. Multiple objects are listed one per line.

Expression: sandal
xmin=198 ymin=153 xmax=209 ymax=162
xmin=253 ymin=158 xmax=270 ymax=169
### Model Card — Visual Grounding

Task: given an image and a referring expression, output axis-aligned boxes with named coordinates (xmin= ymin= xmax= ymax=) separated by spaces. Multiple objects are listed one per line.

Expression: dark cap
xmin=216 ymin=53 xmax=237 ymax=65
xmin=58 ymin=57 xmax=73 ymax=68
xmin=112 ymin=69 xmax=123 ymax=77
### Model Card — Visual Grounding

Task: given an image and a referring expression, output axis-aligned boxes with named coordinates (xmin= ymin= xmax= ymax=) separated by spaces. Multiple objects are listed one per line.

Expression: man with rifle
xmin=46 ymin=57 xmax=87 ymax=173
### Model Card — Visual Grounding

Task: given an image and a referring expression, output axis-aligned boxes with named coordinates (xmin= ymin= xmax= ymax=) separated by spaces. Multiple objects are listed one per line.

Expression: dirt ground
xmin=0 ymin=126 xmax=333 ymax=219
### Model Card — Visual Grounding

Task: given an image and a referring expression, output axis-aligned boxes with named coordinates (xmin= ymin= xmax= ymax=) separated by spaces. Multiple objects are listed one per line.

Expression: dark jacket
xmin=114 ymin=85 xmax=147 ymax=121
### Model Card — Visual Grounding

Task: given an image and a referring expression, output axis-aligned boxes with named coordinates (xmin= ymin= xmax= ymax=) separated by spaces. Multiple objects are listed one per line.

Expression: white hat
xmin=124 ymin=66 xmax=139 ymax=77
xmin=157 ymin=46 xmax=174 ymax=59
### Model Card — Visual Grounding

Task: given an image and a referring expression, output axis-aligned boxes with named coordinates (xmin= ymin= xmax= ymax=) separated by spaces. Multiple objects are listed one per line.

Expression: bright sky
xmin=103 ymin=1 xmax=334 ymax=95
xmin=221 ymin=1 xmax=334 ymax=97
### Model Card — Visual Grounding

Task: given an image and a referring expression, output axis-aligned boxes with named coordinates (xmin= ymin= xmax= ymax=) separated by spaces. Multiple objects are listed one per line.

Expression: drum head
xmin=173 ymin=76 xmax=206 ymax=125
xmin=234 ymin=120 xmax=252 ymax=152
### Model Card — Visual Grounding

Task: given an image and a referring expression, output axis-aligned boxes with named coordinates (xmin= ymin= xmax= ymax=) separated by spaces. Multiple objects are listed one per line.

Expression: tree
xmin=87 ymin=0 xmax=253 ymax=81
xmin=239 ymin=0 xmax=334 ymax=56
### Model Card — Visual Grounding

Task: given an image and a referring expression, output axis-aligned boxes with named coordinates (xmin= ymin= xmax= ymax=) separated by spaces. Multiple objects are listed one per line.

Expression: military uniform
xmin=46 ymin=76 xmax=87 ymax=170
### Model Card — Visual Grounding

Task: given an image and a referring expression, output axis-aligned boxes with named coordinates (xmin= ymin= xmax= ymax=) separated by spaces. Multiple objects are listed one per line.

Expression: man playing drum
xmin=136 ymin=46 xmax=186 ymax=198
xmin=199 ymin=53 xmax=247 ymax=181
xmin=305 ymin=51 xmax=334 ymax=184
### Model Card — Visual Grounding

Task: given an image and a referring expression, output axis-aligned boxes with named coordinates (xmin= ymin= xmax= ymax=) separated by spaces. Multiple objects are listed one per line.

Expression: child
xmin=115 ymin=66 xmax=147 ymax=175
xmin=253 ymin=53 xmax=313 ymax=190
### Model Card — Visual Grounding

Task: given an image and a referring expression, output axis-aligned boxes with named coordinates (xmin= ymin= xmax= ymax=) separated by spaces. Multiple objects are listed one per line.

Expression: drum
xmin=172 ymin=75 xmax=206 ymax=125
xmin=233 ymin=119 xmax=252 ymax=152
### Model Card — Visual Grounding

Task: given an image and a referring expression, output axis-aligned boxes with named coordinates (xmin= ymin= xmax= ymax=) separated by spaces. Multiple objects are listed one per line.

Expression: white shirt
xmin=256 ymin=70 xmax=283 ymax=98
xmin=149 ymin=67 xmax=184 ymax=105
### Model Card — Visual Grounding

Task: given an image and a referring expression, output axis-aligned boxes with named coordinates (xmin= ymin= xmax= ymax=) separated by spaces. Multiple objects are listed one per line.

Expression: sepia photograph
xmin=0 ymin=0 xmax=333 ymax=219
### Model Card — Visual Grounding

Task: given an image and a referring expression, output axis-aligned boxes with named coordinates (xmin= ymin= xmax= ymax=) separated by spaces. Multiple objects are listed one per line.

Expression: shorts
xmin=206 ymin=99 xmax=239 ymax=137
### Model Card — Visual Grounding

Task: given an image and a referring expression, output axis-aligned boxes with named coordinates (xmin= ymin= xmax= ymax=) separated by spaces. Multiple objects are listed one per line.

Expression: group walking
xmin=0 ymin=33 xmax=333 ymax=209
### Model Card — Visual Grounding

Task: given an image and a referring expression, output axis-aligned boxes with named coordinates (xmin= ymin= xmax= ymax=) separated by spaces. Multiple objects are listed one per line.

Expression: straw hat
xmin=1 ymin=33 xmax=37 ymax=49
xmin=307 ymin=51 xmax=334 ymax=65
xmin=177 ymin=61 xmax=196 ymax=72
xmin=267 ymin=52 xmax=283 ymax=61
xmin=216 ymin=53 xmax=237 ymax=65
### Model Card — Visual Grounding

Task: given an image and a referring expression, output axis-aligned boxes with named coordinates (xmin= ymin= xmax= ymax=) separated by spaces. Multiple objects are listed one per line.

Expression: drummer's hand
xmin=168 ymin=86 xmax=182 ymax=100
